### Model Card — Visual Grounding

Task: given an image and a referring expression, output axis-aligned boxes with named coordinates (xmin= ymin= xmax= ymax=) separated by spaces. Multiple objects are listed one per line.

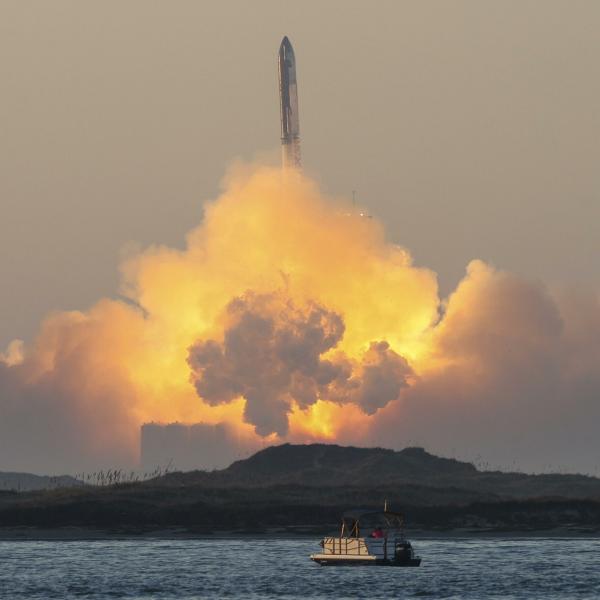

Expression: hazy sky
xmin=1 ymin=0 xmax=599 ymax=348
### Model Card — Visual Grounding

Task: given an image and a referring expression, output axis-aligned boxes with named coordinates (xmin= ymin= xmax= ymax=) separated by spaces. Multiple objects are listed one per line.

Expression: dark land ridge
xmin=2 ymin=444 xmax=600 ymax=537
xmin=0 ymin=472 xmax=82 ymax=492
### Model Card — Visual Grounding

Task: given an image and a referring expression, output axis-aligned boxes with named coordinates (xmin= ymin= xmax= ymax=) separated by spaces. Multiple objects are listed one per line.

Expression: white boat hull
xmin=310 ymin=553 xmax=421 ymax=567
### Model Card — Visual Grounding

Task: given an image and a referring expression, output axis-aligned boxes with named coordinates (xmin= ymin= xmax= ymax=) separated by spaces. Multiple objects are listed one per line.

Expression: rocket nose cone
xmin=280 ymin=36 xmax=293 ymax=53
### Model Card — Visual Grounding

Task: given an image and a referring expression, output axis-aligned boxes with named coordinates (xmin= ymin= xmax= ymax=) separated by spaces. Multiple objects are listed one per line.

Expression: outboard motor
xmin=394 ymin=541 xmax=413 ymax=562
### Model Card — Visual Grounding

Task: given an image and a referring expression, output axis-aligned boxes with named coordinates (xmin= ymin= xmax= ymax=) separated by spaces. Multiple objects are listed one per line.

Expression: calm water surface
xmin=1 ymin=537 xmax=599 ymax=599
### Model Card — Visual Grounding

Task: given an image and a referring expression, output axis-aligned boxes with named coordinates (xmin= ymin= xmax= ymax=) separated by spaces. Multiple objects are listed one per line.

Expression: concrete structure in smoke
xmin=278 ymin=36 xmax=301 ymax=169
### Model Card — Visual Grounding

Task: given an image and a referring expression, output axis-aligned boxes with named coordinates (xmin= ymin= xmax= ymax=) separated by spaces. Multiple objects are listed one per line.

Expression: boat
xmin=310 ymin=505 xmax=421 ymax=566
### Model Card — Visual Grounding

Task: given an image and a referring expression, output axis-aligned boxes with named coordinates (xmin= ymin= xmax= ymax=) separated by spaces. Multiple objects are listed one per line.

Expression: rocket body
xmin=278 ymin=37 xmax=301 ymax=169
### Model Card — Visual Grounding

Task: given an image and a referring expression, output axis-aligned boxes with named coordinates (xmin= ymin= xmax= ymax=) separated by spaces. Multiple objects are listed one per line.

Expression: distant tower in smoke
xmin=278 ymin=36 xmax=301 ymax=169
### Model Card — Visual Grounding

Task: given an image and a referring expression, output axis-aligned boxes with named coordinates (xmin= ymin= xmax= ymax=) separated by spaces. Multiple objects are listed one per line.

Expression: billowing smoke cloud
xmin=1 ymin=165 xmax=599 ymax=474
xmin=0 ymin=302 xmax=143 ymax=473
xmin=187 ymin=291 xmax=412 ymax=435
xmin=366 ymin=261 xmax=600 ymax=473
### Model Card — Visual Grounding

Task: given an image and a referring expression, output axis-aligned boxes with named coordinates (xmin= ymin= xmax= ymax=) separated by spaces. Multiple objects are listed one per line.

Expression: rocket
xmin=278 ymin=36 xmax=301 ymax=169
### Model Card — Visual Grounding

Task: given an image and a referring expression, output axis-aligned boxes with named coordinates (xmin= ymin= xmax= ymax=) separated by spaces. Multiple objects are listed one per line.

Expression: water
xmin=1 ymin=537 xmax=599 ymax=599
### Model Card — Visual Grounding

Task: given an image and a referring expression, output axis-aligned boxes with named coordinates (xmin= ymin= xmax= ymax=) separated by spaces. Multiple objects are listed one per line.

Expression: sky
xmin=1 ymin=0 xmax=598 ymax=348
xmin=1 ymin=2 xmax=600 ymax=476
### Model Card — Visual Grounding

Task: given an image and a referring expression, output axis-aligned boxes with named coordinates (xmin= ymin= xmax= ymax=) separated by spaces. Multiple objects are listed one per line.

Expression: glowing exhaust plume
xmin=121 ymin=166 xmax=437 ymax=440
xmin=1 ymin=166 xmax=600 ymax=473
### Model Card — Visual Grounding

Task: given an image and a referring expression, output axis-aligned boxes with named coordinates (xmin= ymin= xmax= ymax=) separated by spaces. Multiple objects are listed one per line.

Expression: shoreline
xmin=1 ymin=526 xmax=599 ymax=541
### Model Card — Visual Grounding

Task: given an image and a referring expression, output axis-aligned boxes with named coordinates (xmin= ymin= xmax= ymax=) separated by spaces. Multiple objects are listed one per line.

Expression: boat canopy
xmin=340 ymin=508 xmax=404 ymax=537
